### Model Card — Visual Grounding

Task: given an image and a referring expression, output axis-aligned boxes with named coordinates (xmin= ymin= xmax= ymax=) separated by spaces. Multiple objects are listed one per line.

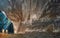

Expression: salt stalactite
xmin=2 ymin=29 xmax=4 ymax=33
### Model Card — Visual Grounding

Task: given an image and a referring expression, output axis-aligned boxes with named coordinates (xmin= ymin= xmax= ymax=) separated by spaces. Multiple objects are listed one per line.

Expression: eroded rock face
xmin=0 ymin=0 xmax=60 ymax=34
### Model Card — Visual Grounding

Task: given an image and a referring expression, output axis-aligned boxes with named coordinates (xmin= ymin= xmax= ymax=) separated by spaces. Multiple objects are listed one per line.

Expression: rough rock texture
xmin=0 ymin=0 xmax=60 ymax=33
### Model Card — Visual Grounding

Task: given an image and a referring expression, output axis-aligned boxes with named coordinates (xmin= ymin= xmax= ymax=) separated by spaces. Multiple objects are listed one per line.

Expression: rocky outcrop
xmin=0 ymin=0 xmax=60 ymax=33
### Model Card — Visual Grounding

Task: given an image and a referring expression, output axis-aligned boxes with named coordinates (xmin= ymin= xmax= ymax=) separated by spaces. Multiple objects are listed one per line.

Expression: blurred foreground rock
xmin=0 ymin=32 xmax=60 ymax=38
